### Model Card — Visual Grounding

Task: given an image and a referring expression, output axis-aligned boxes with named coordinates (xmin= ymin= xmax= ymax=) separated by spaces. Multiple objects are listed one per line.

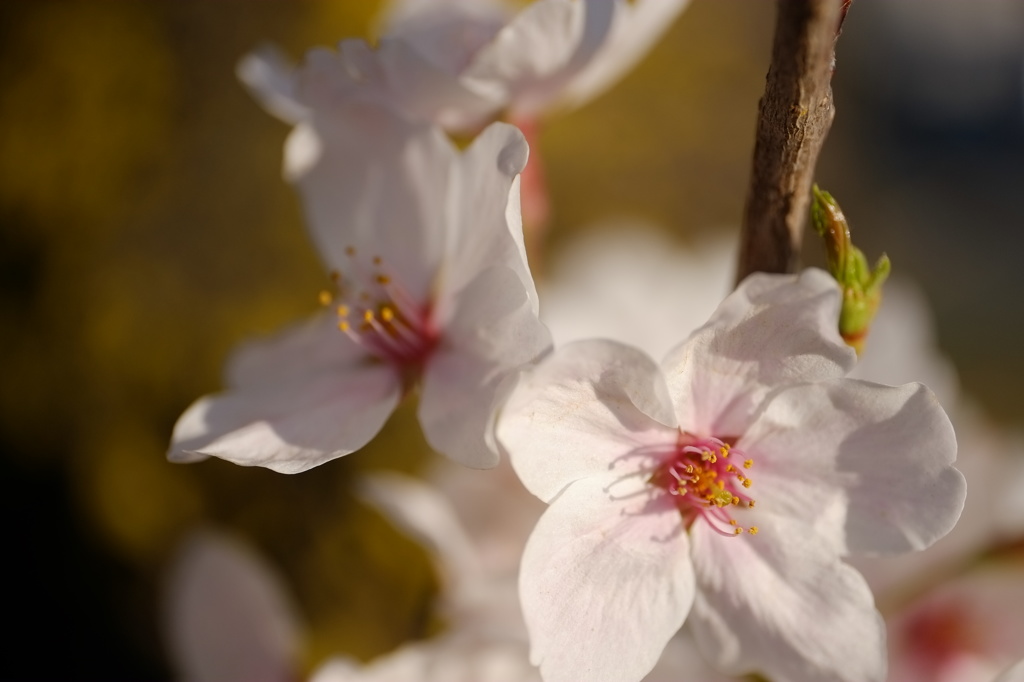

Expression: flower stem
xmin=736 ymin=0 xmax=851 ymax=282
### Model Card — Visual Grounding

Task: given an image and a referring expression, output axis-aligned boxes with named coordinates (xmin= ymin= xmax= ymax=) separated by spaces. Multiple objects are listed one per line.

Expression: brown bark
xmin=735 ymin=0 xmax=849 ymax=281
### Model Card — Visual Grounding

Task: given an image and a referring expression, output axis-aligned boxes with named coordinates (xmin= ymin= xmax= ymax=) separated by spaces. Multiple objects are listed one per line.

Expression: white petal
xmin=497 ymin=338 xmax=677 ymax=502
xmin=169 ymin=362 xmax=401 ymax=474
xmin=419 ymin=265 xmax=550 ymax=469
xmin=689 ymin=516 xmax=886 ymax=682
xmin=435 ymin=122 xmax=537 ymax=319
xmin=374 ymin=37 xmax=503 ymax=130
xmin=290 ymin=99 xmax=454 ymax=298
xmin=224 ymin=313 xmax=364 ymax=390
xmin=741 ymin=380 xmax=965 ymax=555
xmin=164 ymin=531 xmax=302 ymax=682
xmin=236 ymin=45 xmax=309 ymax=125
xmin=561 ymin=0 xmax=692 ymax=110
xmin=662 ymin=268 xmax=856 ymax=437
xmin=462 ymin=0 xmax=616 ymax=118
xmin=378 ymin=0 xmax=509 ymax=77
xmin=520 ymin=474 xmax=694 ymax=682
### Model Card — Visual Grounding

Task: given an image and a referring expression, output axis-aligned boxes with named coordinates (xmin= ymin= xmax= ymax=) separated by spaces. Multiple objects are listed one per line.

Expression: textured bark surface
xmin=736 ymin=0 xmax=848 ymax=281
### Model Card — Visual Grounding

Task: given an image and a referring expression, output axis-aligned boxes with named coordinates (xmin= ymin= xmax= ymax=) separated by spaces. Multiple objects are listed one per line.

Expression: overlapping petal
xmin=241 ymin=0 xmax=688 ymax=134
xmin=560 ymin=0 xmax=692 ymax=110
xmin=520 ymin=473 xmax=695 ymax=682
xmin=499 ymin=339 xmax=677 ymax=502
xmin=688 ymin=516 xmax=886 ymax=682
xmin=169 ymin=361 xmax=401 ymax=474
xmin=434 ymin=122 xmax=535 ymax=318
xmin=420 ymin=265 xmax=550 ymax=469
xmin=462 ymin=0 xmax=615 ymax=118
xmin=742 ymin=380 xmax=964 ymax=555
xmin=662 ymin=268 xmax=855 ymax=438
xmin=169 ymin=313 xmax=402 ymax=472
xmin=287 ymin=100 xmax=452 ymax=298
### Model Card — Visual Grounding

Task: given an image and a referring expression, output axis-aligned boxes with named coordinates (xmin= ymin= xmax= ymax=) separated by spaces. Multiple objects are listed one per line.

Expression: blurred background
xmin=1 ymin=0 xmax=1022 ymax=678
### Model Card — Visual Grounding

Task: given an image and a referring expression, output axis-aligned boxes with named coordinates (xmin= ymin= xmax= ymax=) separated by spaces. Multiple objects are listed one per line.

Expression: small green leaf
xmin=811 ymin=185 xmax=890 ymax=354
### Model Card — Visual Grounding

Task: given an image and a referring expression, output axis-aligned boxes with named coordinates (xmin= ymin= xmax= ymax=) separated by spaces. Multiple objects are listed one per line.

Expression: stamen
xmin=655 ymin=432 xmax=758 ymax=538
xmin=322 ymin=248 xmax=438 ymax=368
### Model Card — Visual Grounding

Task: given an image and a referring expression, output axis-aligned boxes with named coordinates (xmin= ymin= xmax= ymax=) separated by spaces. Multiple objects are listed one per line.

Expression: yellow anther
xmin=731 ymin=496 xmax=740 ymax=505
xmin=726 ymin=465 xmax=735 ymax=473
xmin=336 ymin=304 xmax=349 ymax=317
xmin=733 ymin=528 xmax=742 ymax=535
xmin=318 ymin=290 xmax=333 ymax=306
xmin=748 ymin=526 xmax=759 ymax=535
xmin=364 ymin=310 xmax=374 ymax=322
xmin=742 ymin=479 xmax=752 ymax=489
xmin=744 ymin=459 xmax=753 ymax=469
xmin=729 ymin=519 xmax=738 ymax=526
xmin=380 ymin=306 xmax=395 ymax=322
xmin=338 ymin=321 xmax=350 ymax=332
xmin=747 ymin=500 xmax=756 ymax=508
xmin=720 ymin=446 xmax=730 ymax=457
xmin=376 ymin=275 xmax=391 ymax=285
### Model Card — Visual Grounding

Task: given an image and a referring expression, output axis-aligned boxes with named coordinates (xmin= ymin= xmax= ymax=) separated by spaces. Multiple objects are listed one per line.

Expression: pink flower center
xmin=652 ymin=432 xmax=758 ymax=537
xmin=319 ymin=246 xmax=439 ymax=369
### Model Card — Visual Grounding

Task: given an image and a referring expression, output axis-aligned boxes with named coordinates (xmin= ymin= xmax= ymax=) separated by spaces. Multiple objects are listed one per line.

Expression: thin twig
xmin=736 ymin=0 xmax=849 ymax=281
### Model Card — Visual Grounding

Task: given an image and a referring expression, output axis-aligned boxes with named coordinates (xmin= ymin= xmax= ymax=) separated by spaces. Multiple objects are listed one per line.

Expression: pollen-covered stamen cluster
xmin=318 ymin=246 xmax=438 ymax=366
xmin=657 ymin=432 xmax=758 ymax=537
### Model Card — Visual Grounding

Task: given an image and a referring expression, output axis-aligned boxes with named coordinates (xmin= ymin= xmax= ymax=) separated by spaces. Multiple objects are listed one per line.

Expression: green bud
xmin=811 ymin=185 xmax=890 ymax=354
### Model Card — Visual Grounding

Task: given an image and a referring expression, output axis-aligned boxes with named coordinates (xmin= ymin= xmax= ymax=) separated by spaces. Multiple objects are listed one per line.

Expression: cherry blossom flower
xmin=239 ymin=0 xmax=691 ymax=135
xmin=497 ymin=268 xmax=966 ymax=682
xmin=169 ymin=110 xmax=550 ymax=472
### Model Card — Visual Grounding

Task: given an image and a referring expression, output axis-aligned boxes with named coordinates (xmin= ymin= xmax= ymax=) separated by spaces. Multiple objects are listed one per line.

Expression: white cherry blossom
xmin=497 ymin=268 xmax=966 ymax=682
xmin=238 ymin=0 xmax=691 ymax=135
xmin=169 ymin=110 xmax=550 ymax=472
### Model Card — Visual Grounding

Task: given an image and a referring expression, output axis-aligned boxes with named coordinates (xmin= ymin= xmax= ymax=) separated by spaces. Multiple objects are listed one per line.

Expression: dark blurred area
xmin=1 ymin=0 xmax=1021 ymax=678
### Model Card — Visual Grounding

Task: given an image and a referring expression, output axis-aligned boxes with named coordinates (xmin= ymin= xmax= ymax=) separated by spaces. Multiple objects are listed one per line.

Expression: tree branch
xmin=736 ymin=0 xmax=849 ymax=281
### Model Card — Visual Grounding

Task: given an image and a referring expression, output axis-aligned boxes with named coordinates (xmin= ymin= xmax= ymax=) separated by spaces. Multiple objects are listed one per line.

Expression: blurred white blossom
xmin=239 ymin=0 xmax=691 ymax=134
xmin=163 ymin=531 xmax=303 ymax=682
xmin=169 ymin=115 xmax=550 ymax=472
xmin=541 ymin=225 xmax=735 ymax=360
